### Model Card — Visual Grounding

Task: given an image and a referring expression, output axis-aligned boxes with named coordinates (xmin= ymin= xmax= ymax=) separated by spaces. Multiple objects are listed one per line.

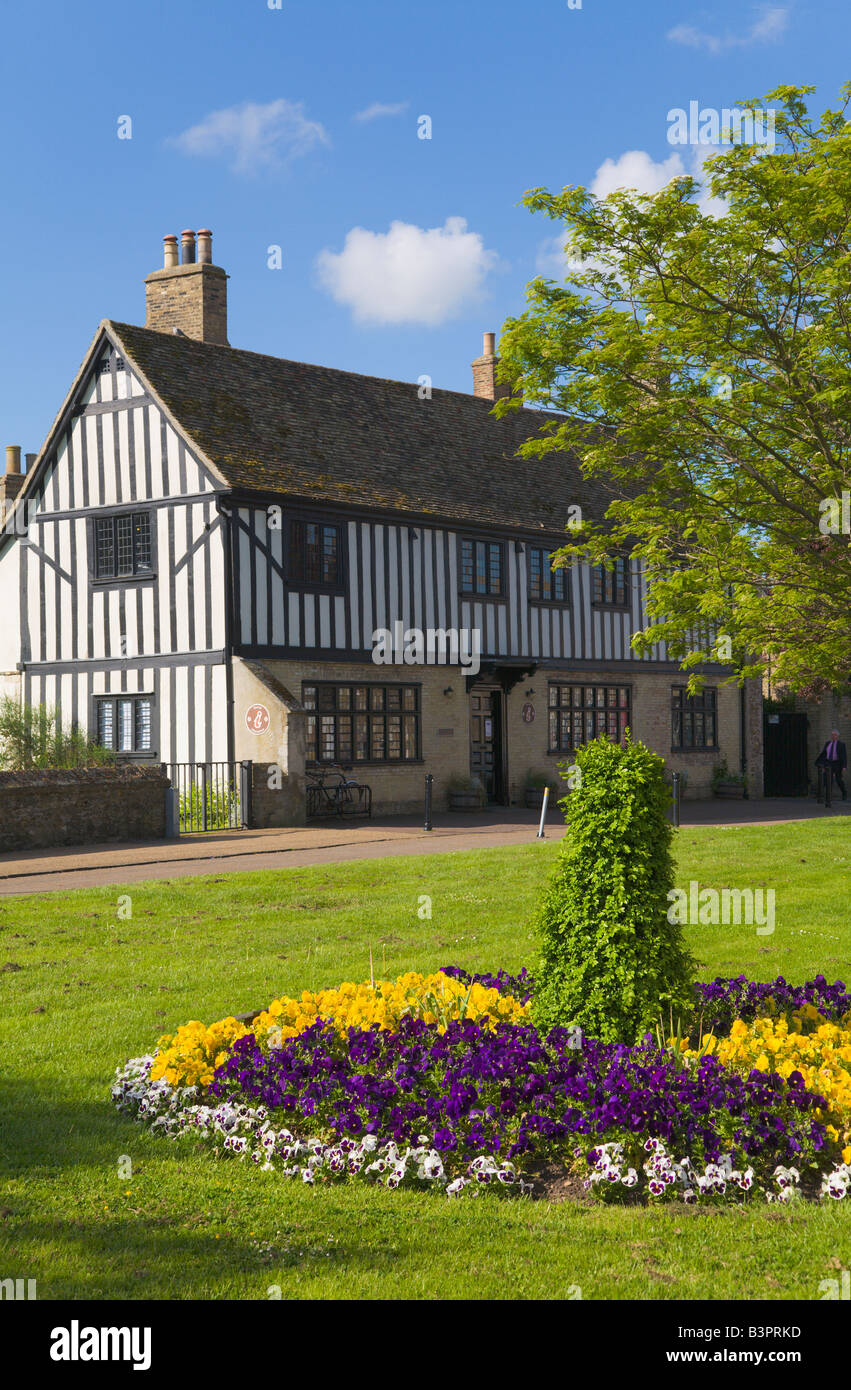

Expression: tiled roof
xmin=109 ymin=321 xmax=614 ymax=535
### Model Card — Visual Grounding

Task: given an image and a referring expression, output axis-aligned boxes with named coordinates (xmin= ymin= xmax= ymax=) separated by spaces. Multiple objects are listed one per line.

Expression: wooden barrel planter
xmin=448 ymin=790 xmax=484 ymax=811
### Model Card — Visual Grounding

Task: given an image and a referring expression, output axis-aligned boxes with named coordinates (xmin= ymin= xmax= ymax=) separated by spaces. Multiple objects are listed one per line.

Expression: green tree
xmin=497 ymin=83 xmax=851 ymax=695
xmin=534 ymin=735 xmax=694 ymax=1043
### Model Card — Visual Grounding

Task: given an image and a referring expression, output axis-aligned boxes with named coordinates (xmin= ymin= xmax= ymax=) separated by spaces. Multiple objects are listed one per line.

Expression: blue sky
xmin=1 ymin=0 xmax=848 ymax=461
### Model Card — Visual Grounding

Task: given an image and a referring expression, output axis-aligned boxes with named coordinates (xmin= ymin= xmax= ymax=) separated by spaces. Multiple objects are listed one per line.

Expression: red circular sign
xmin=522 ymin=703 xmax=535 ymax=724
xmin=246 ymin=703 xmax=270 ymax=734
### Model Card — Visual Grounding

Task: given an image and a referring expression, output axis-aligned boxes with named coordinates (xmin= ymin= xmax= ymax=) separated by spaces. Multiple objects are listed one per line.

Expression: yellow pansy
xmin=150 ymin=970 xmax=529 ymax=1089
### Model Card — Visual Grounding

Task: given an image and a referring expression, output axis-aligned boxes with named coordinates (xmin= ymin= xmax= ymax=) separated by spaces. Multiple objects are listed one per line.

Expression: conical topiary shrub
xmin=533 ymin=733 xmax=695 ymax=1044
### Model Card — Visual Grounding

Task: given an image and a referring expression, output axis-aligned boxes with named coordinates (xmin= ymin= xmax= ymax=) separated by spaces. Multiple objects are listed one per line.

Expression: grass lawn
xmin=1 ymin=818 xmax=851 ymax=1301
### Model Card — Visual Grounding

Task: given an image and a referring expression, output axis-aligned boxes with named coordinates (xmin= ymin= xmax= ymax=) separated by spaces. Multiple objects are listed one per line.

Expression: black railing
xmin=166 ymin=761 xmax=251 ymax=832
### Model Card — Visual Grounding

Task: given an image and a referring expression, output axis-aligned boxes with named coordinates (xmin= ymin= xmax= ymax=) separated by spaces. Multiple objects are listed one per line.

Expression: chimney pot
xmin=25 ymin=453 xmax=36 ymax=472
xmin=145 ymin=229 xmax=229 ymax=345
xmin=5 ymin=445 xmax=21 ymax=475
xmin=472 ymin=332 xmax=513 ymax=402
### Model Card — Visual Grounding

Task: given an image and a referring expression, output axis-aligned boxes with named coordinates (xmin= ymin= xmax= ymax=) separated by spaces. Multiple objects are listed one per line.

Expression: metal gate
xmin=166 ymin=761 xmax=251 ymax=832
xmin=763 ymin=712 xmax=808 ymax=796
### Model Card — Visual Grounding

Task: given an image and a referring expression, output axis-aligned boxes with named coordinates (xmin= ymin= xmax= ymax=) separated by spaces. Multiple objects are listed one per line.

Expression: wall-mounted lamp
xmin=409 ymin=529 xmax=419 ymax=542
xmin=443 ymin=685 xmax=454 ymax=697
xmin=514 ymin=540 xmax=525 ymax=554
xmin=524 ymin=687 xmax=536 ymax=698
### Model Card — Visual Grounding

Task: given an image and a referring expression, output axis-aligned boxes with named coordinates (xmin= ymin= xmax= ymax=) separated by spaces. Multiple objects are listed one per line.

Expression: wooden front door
xmin=470 ymin=690 xmax=502 ymax=801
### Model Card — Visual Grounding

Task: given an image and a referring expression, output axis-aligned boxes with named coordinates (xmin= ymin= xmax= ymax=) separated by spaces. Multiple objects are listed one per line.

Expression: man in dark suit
xmin=816 ymin=729 xmax=848 ymax=801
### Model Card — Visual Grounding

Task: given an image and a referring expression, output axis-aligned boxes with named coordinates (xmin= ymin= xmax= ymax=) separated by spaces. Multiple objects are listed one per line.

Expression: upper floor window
xmin=95 ymin=511 xmax=152 ymax=579
xmin=529 ymin=546 xmax=569 ymax=603
xmin=95 ymin=695 xmax=153 ymax=754
xmin=592 ymin=555 xmax=629 ymax=607
xmin=672 ymin=686 xmax=717 ymax=750
xmin=289 ymin=520 xmax=343 ymax=588
xmin=460 ymin=538 xmax=504 ymax=597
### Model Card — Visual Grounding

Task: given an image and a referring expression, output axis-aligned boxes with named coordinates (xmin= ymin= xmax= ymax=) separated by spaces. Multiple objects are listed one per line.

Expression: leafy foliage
xmin=497 ymin=83 xmax=851 ymax=694
xmin=179 ymin=780 xmax=240 ymax=831
xmin=533 ymin=734 xmax=695 ymax=1043
xmin=0 ymin=695 xmax=114 ymax=769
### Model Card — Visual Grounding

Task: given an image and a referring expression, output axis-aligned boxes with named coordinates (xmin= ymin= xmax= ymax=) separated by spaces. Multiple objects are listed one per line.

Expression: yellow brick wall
xmin=506 ymin=669 xmax=761 ymax=800
xmin=260 ymin=659 xmax=467 ymax=814
xmin=246 ymin=658 xmax=762 ymax=813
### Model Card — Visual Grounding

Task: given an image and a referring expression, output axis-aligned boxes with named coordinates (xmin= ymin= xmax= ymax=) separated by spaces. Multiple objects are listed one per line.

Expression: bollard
xmin=672 ymin=772 xmax=680 ymax=828
xmin=164 ymin=787 xmax=180 ymax=839
xmin=536 ymin=786 xmax=550 ymax=839
xmin=424 ymin=772 xmax=433 ymax=832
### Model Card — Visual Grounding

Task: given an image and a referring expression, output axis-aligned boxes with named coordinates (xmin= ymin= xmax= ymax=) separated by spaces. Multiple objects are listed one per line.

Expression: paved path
xmin=0 ymin=797 xmax=847 ymax=896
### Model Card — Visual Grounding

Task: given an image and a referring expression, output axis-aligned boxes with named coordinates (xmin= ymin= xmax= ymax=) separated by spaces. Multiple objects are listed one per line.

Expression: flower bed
xmin=112 ymin=968 xmax=851 ymax=1205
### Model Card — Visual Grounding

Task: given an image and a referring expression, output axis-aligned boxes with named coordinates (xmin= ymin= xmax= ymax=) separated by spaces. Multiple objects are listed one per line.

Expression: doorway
xmin=763 ymin=711 xmax=808 ymax=796
xmin=470 ymin=689 xmax=504 ymax=802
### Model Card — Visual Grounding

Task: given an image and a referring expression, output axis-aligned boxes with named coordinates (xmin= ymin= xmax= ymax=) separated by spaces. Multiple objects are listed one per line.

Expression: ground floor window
xmin=303 ymin=683 xmax=420 ymax=764
xmin=672 ymin=686 xmax=717 ymax=749
xmin=95 ymin=695 xmax=153 ymax=753
xmin=548 ymin=683 xmax=630 ymax=753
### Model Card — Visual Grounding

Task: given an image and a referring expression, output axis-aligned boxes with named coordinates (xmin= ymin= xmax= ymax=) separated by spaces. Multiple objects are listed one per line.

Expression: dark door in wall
xmin=470 ymin=690 xmax=503 ymax=802
xmin=763 ymin=711 xmax=808 ymax=796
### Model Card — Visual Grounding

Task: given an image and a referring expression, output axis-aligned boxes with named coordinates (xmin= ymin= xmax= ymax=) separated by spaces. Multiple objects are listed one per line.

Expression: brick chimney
xmin=0 ymin=446 xmax=27 ymax=524
xmin=144 ymin=229 xmax=229 ymax=345
xmin=471 ymin=332 xmax=512 ymax=402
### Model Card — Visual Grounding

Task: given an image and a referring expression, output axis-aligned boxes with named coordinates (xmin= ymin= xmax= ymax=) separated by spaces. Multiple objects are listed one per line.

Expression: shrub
xmin=532 ymin=733 xmax=695 ymax=1043
xmin=0 ymin=695 xmax=115 ymax=769
xmin=179 ymin=780 xmax=239 ymax=831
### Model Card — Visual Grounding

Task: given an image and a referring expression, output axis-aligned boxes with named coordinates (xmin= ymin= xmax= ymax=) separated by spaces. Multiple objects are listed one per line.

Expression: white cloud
xmin=537 ymin=146 xmax=728 ymax=279
xmin=667 ymin=5 xmax=789 ymax=55
xmin=168 ymin=99 xmax=329 ymax=174
xmin=591 ymin=146 xmax=726 ymax=217
xmin=590 ymin=149 xmax=687 ymax=199
xmin=316 ymin=217 xmax=500 ymax=326
xmin=353 ymin=101 xmax=409 ymax=123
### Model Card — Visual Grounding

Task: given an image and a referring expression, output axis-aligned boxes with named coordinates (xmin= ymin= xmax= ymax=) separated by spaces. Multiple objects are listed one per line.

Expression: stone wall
xmin=0 ymin=765 xmax=169 ymax=851
xmin=250 ymin=762 xmax=307 ymax=828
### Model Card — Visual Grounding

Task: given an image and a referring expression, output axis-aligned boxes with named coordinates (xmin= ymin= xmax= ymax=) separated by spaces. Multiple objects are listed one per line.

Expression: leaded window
xmin=671 ymin=686 xmax=717 ymax=749
xmin=548 ymin=684 xmax=630 ymax=754
xmin=94 ymin=512 xmax=152 ymax=579
xmin=303 ymin=683 xmax=420 ymax=764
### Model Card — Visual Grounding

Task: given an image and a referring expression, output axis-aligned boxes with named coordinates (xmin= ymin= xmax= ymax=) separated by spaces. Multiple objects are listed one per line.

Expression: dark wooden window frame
xmin=592 ymin=554 xmax=630 ymax=609
xmin=528 ymin=545 xmax=570 ymax=605
xmin=91 ymin=509 xmax=155 ymax=583
xmin=459 ymin=536 xmax=506 ymax=600
xmin=303 ymin=681 xmax=422 ymax=765
xmin=671 ymin=685 xmax=718 ymax=751
xmin=93 ymin=693 xmax=156 ymax=758
xmin=547 ymin=683 xmax=631 ymax=755
xmin=287 ymin=518 xmax=346 ymax=593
